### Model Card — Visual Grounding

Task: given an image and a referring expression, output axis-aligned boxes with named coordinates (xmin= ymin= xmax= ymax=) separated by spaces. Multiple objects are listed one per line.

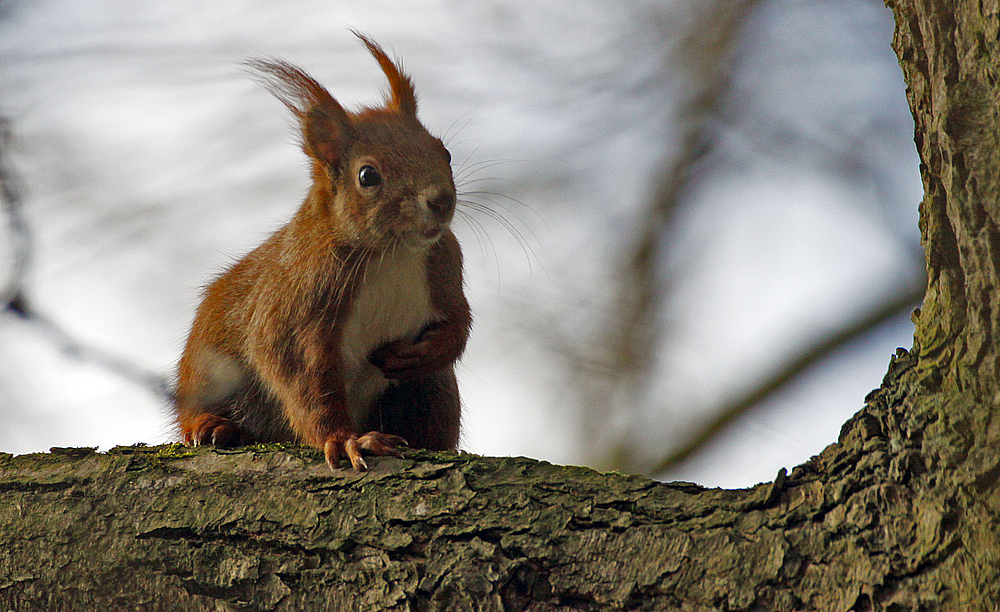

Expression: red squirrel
xmin=174 ymin=33 xmax=470 ymax=471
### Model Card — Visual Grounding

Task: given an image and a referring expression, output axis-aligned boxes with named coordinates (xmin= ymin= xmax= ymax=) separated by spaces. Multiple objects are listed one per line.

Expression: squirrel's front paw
xmin=184 ymin=413 xmax=240 ymax=447
xmin=368 ymin=339 xmax=434 ymax=380
xmin=323 ymin=431 xmax=407 ymax=471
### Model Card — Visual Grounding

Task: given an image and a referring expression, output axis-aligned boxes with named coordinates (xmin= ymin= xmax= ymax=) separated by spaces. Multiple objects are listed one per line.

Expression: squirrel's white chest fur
xmin=340 ymin=247 xmax=437 ymax=422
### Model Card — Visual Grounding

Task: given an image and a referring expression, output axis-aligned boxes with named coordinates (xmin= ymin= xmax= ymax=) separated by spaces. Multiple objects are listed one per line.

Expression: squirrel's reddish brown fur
xmin=174 ymin=33 xmax=470 ymax=471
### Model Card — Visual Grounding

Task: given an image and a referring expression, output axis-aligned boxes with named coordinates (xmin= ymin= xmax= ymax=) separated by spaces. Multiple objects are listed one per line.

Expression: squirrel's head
xmin=246 ymin=32 xmax=456 ymax=249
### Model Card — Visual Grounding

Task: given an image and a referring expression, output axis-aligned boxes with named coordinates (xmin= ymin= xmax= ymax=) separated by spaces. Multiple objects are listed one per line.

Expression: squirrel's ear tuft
xmin=352 ymin=30 xmax=418 ymax=117
xmin=244 ymin=58 xmax=351 ymax=169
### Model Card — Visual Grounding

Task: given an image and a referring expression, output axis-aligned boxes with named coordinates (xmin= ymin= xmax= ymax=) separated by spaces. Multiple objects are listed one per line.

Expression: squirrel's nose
xmin=419 ymin=187 xmax=455 ymax=222
xmin=427 ymin=191 xmax=455 ymax=218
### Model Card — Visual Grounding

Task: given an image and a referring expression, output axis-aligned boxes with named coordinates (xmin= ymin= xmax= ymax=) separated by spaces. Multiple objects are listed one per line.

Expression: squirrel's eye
xmin=358 ymin=165 xmax=382 ymax=188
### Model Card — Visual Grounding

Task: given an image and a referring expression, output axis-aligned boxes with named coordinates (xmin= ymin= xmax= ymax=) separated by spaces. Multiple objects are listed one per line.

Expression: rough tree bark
xmin=2 ymin=0 xmax=999 ymax=609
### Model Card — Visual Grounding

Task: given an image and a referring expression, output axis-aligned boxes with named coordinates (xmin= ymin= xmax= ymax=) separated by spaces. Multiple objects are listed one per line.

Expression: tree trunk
xmin=2 ymin=0 xmax=999 ymax=609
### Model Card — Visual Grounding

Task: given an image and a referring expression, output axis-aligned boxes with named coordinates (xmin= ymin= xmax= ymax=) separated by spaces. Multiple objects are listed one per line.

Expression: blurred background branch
xmin=1 ymin=117 xmax=31 ymax=315
xmin=646 ymin=271 xmax=923 ymax=477
xmin=573 ymin=0 xmax=761 ymax=470
xmin=562 ymin=0 xmax=922 ymax=477
xmin=0 ymin=118 xmax=173 ymax=405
